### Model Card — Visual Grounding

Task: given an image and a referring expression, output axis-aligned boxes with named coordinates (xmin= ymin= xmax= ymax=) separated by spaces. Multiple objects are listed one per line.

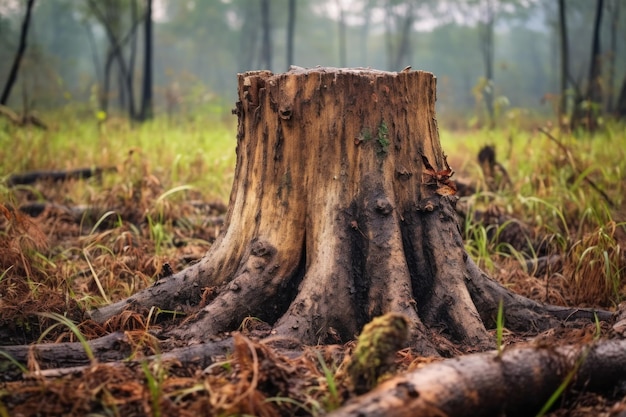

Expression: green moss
xmin=357 ymin=120 xmax=389 ymax=156
xmin=376 ymin=120 xmax=390 ymax=154
xmin=346 ymin=312 xmax=409 ymax=394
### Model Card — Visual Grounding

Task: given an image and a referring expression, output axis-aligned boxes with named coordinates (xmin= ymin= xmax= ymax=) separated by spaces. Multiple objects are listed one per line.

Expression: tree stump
xmin=88 ymin=67 xmax=609 ymax=354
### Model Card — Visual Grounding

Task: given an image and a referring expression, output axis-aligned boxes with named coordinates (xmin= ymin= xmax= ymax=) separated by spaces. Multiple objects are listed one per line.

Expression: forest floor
xmin=1 ymin=118 xmax=626 ymax=416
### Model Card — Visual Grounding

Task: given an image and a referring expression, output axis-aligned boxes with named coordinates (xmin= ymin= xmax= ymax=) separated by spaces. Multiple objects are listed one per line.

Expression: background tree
xmin=86 ymin=0 xmax=139 ymax=119
xmin=571 ymin=0 xmax=604 ymax=130
xmin=337 ymin=0 xmax=348 ymax=67
xmin=383 ymin=0 xmax=415 ymax=71
xmin=617 ymin=74 xmax=626 ymax=119
xmin=139 ymin=0 xmax=153 ymax=120
xmin=1 ymin=0 xmax=36 ymax=106
xmin=478 ymin=0 xmax=495 ymax=127
xmin=260 ymin=0 xmax=273 ymax=70
xmin=558 ymin=0 xmax=569 ymax=121
xmin=286 ymin=0 xmax=296 ymax=68
xmin=605 ymin=0 xmax=619 ymax=113
xmin=1 ymin=0 xmax=624 ymax=125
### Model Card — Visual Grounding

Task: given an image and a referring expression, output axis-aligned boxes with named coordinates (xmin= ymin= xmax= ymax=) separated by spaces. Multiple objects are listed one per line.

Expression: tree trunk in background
xmin=384 ymin=1 xmax=393 ymax=70
xmin=571 ymin=0 xmax=604 ymax=130
xmin=128 ymin=0 xmax=138 ymax=112
xmin=393 ymin=2 xmax=414 ymax=70
xmin=617 ymin=74 xmax=626 ymax=119
xmin=260 ymin=0 xmax=272 ymax=71
xmin=606 ymin=0 xmax=619 ymax=113
xmin=117 ymin=64 xmax=127 ymax=110
xmin=102 ymin=50 xmax=114 ymax=114
xmin=338 ymin=1 xmax=347 ymax=67
xmin=83 ymin=21 xmax=103 ymax=108
xmin=360 ymin=0 xmax=373 ymax=65
xmin=286 ymin=0 xmax=296 ymax=68
xmin=140 ymin=0 xmax=153 ymax=121
xmin=88 ymin=0 xmax=138 ymax=119
xmin=558 ymin=0 xmax=569 ymax=123
xmin=1 ymin=0 xmax=36 ymax=106
xmin=479 ymin=0 xmax=495 ymax=128
xmin=88 ymin=68 xmax=606 ymax=355
xmin=238 ymin=3 xmax=260 ymax=71
xmin=587 ymin=0 xmax=604 ymax=105
xmin=383 ymin=1 xmax=414 ymax=71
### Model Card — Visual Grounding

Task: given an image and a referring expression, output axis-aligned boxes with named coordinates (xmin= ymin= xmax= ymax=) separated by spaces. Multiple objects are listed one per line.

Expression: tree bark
xmin=0 ymin=0 xmax=36 ymax=106
xmin=87 ymin=67 xmax=610 ymax=355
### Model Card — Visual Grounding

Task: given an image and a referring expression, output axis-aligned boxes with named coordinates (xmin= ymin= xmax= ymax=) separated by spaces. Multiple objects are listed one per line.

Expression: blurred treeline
xmin=0 ymin=0 xmax=624 ymax=128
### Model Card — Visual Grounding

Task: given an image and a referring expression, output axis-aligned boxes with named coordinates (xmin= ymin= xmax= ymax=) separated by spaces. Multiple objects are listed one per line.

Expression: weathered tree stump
xmin=86 ymin=67 xmax=609 ymax=355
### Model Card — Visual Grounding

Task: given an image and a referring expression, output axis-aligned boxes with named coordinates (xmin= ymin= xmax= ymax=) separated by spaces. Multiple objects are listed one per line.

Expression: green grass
xmin=0 ymin=113 xmax=237 ymax=203
xmin=441 ymin=123 xmax=626 ymax=306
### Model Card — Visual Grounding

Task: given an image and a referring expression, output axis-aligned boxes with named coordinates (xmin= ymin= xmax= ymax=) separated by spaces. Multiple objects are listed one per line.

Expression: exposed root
xmin=0 ymin=333 xmax=234 ymax=382
xmin=465 ymin=256 xmax=614 ymax=332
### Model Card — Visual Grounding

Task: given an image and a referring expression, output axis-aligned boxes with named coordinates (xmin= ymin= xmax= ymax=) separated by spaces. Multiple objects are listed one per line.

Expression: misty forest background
xmin=1 ymin=0 xmax=625 ymax=131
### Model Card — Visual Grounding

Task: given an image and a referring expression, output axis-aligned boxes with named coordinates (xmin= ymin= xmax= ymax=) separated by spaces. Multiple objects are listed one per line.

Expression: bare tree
xmin=1 ymin=0 xmax=36 ymax=106
xmin=87 ymin=0 xmax=148 ymax=120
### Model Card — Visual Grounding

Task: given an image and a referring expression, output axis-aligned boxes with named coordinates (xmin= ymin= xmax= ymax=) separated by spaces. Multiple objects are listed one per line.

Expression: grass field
xmin=1 ymin=111 xmax=625 ymax=416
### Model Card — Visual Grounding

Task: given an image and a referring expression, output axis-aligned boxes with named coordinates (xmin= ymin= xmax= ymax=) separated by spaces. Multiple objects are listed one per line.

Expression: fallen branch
xmin=329 ymin=338 xmax=626 ymax=417
xmin=0 ymin=332 xmax=234 ymax=381
xmin=0 ymin=105 xmax=47 ymax=129
xmin=7 ymin=166 xmax=116 ymax=187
